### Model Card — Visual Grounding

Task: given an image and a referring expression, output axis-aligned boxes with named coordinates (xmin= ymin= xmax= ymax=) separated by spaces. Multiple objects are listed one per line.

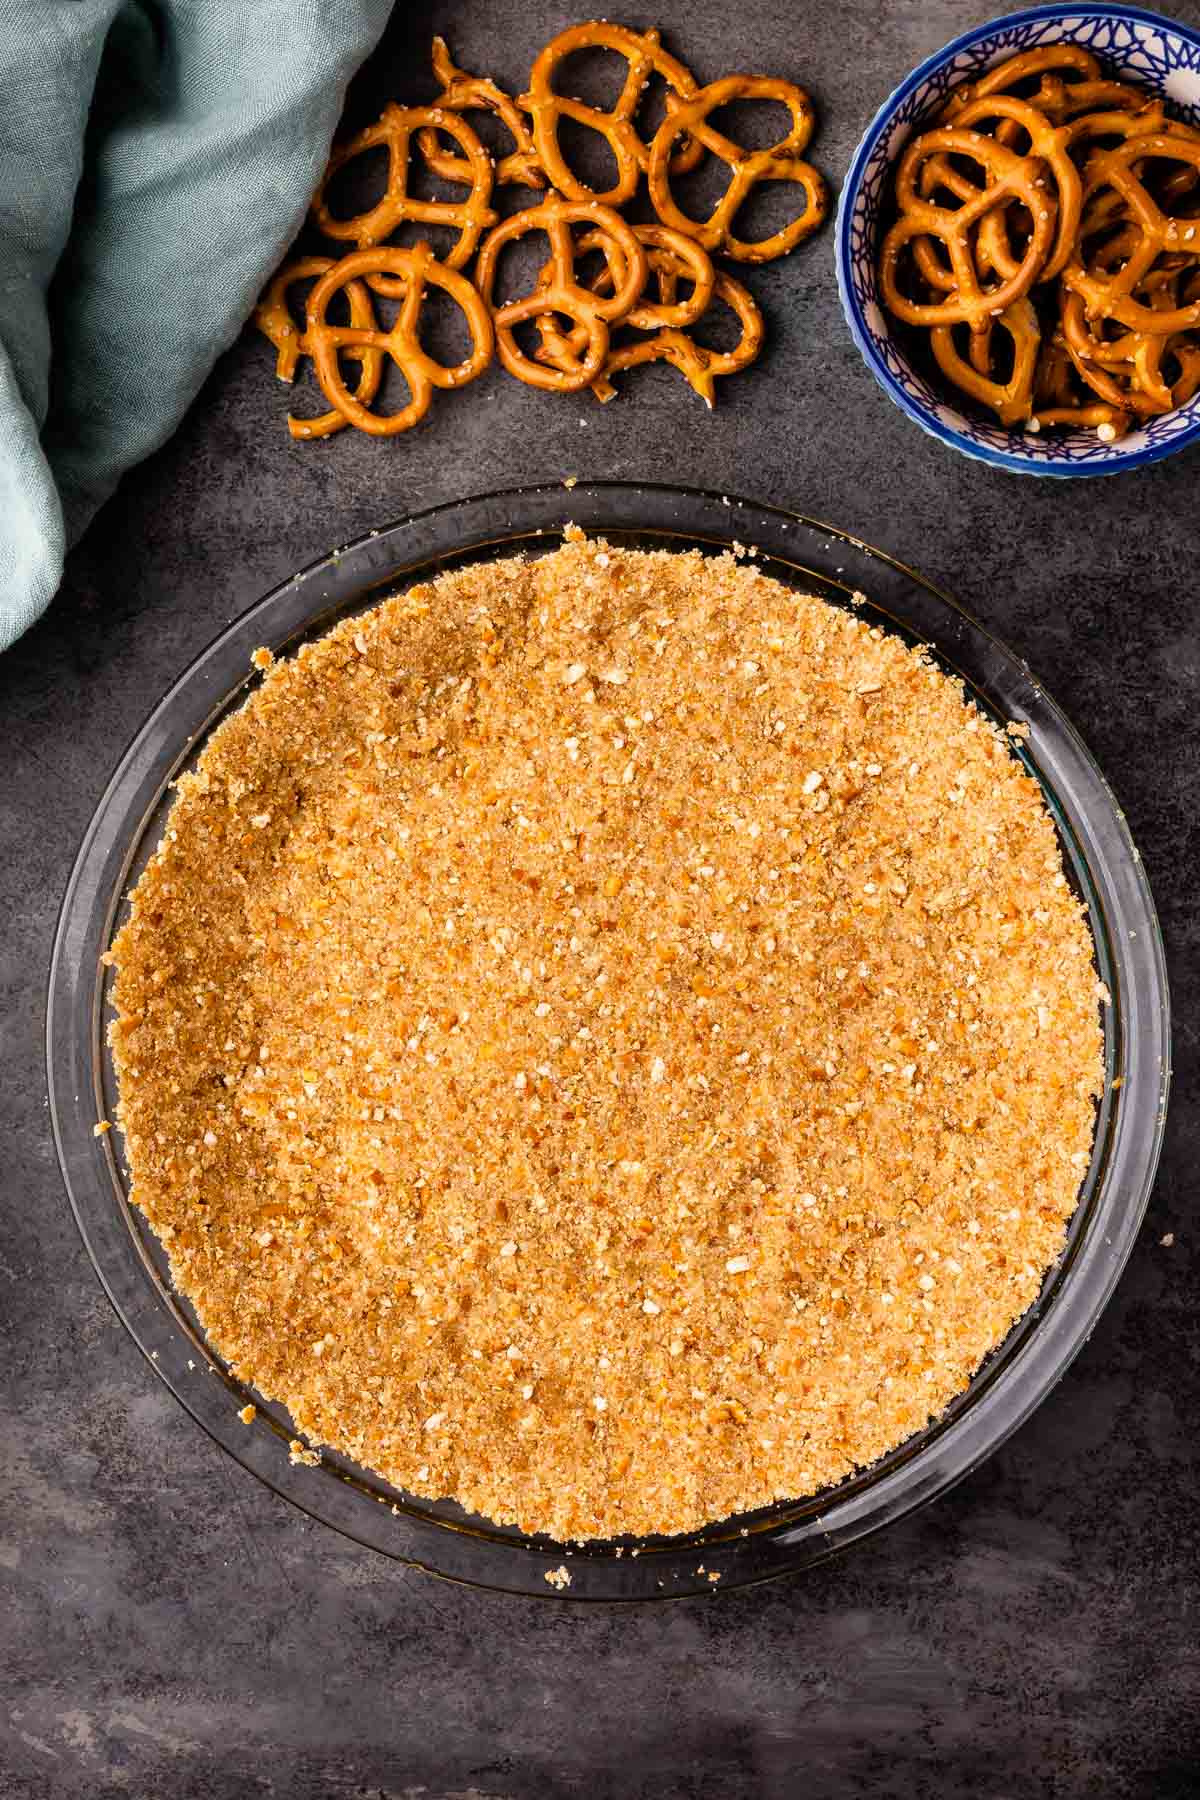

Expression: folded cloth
xmin=0 ymin=0 xmax=392 ymax=650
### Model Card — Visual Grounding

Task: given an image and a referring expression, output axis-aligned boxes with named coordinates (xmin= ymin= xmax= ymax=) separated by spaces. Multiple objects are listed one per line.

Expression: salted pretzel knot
xmin=939 ymin=44 xmax=1101 ymax=122
xmin=254 ymin=257 xmax=385 ymax=439
xmin=533 ymin=222 xmax=729 ymax=398
xmin=880 ymin=129 xmax=1057 ymax=330
xmin=930 ymin=298 xmax=1041 ymax=425
xmin=941 ymin=95 xmax=1081 ymax=281
xmin=417 ymin=39 xmax=546 ymax=188
xmin=1064 ymin=134 xmax=1200 ymax=333
xmin=312 ymin=104 xmax=497 ymax=267
xmin=520 ymin=21 xmax=703 ymax=208
xmin=647 ymin=74 xmax=829 ymax=263
xmin=303 ymin=245 xmax=494 ymax=435
xmin=547 ymin=256 xmax=764 ymax=407
xmin=474 ymin=195 xmax=648 ymax=391
xmin=541 ymin=221 xmax=716 ymax=334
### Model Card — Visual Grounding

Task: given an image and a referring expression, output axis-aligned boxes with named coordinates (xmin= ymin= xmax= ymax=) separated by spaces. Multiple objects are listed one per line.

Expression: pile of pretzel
xmin=255 ymin=22 xmax=828 ymax=437
xmin=878 ymin=45 xmax=1200 ymax=438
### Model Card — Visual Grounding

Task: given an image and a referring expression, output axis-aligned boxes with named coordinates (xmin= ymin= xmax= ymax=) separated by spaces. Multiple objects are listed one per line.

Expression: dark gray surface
xmin=3 ymin=3 xmax=1199 ymax=1796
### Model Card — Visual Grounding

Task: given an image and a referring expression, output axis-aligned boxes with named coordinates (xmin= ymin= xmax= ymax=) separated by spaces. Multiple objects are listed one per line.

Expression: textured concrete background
xmin=3 ymin=1 xmax=1199 ymax=1795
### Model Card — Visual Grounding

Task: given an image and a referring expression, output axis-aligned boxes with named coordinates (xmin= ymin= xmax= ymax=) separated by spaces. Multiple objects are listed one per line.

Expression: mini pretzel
xmin=534 ymin=224 xmax=742 ymax=403
xmin=941 ymin=95 xmax=1083 ymax=280
xmin=538 ymin=251 xmax=763 ymax=407
xmin=647 ymin=74 xmax=828 ymax=263
xmin=521 ymin=22 xmax=703 ymax=209
xmin=254 ymin=257 xmax=384 ymax=439
xmin=930 ymin=298 xmax=1041 ymax=424
xmin=417 ymin=39 xmax=546 ymax=188
xmin=598 ymin=267 xmax=764 ymax=407
xmin=881 ymin=129 xmax=1057 ymax=330
xmin=474 ymin=194 xmax=648 ymax=391
xmin=940 ymin=45 xmax=1101 ymax=123
xmin=1064 ymin=135 xmax=1200 ymax=332
xmin=914 ymin=100 xmax=1189 ymax=295
xmin=541 ymin=221 xmax=716 ymax=334
xmin=312 ymin=104 xmax=496 ymax=266
xmin=303 ymin=244 xmax=494 ymax=434
xmin=1062 ymin=272 xmax=1200 ymax=416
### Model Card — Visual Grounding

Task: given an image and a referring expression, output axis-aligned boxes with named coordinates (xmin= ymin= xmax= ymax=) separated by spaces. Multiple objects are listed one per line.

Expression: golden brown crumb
xmin=544 ymin=1565 xmax=572 ymax=1589
xmin=238 ymin=1404 xmax=257 ymax=1424
xmin=93 ymin=1120 xmax=112 ymax=1137
xmin=288 ymin=1438 xmax=320 ymax=1467
xmin=108 ymin=532 xmax=1102 ymax=1541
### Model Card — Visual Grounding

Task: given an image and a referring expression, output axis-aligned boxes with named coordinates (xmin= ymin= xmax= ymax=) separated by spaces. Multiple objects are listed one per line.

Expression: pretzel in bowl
xmin=1064 ymin=135 xmax=1200 ymax=334
xmin=474 ymin=194 xmax=648 ymax=390
xmin=302 ymin=244 xmax=494 ymax=435
xmin=878 ymin=44 xmax=1200 ymax=438
xmin=520 ymin=22 xmax=703 ymax=208
xmin=312 ymin=104 xmax=497 ymax=267
xmin=254 ymin=257 xmax=384 ymax=438
xmin=647 ymin=74 xmax=829 ymax=263
xmin=880 ymin=130 xmax=1058 ymax=330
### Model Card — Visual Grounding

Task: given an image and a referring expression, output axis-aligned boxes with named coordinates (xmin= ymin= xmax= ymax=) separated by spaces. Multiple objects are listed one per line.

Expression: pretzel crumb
xmin=544 ymin=1565 xmax=572 ymax=1590
xmin=108 ymin=536 xmax=1102 ymax=1542
xmin=238 ymin=1404 xmax=257 ymax=1424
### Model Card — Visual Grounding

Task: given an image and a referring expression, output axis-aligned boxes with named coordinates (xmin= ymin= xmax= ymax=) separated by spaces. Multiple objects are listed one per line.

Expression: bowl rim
xmin=46 ymin=480 xmax=1171 ymax=1600
xmin=834 ymin=0 xmax=1200 ymax=478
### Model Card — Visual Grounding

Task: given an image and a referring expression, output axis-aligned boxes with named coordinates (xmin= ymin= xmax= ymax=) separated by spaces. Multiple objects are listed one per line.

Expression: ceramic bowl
xmin=835 ymin=3 xmax=1200 ymax=475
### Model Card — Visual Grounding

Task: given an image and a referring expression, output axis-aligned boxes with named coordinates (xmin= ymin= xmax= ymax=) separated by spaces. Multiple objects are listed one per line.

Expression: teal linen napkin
xmin=0 ymin=0 xmax=392 ymax=649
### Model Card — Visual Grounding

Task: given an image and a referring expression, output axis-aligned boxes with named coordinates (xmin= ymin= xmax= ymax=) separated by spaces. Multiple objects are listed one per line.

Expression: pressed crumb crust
xmin=107 ymin=532 xmax=1103 ymax=1541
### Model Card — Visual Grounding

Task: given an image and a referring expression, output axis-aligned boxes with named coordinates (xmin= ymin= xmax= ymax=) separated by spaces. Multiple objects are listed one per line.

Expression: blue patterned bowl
xmin=835 ymin=3 xmax=1200 ymax=475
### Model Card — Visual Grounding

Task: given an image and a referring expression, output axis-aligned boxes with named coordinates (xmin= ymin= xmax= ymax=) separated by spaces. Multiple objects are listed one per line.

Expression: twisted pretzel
xmin=647 ymin=74 xmax=829 ymax=263
xmin=929 ymin=299 xmax=1040 ymax=425
xmin=597 ymin=267 xmax=764 ymax=407
xmin=940 ymin=95 xmax=1082 ymax=281
xmin=521 ymin=22 xmax=703 ymax=208
xmin=533 ymin=223 xmax=756 ymax=405
xmin=474 ymin=195 xmax=647 ymax=391
xmin=540 ymin=221 xmax=716 ymax=334
xmin=417 ymin=39 xmax=546 ymax=188
xmin=312 ymin=104 xmax=496 ymax=267
xmin=303 ymin=245 xmax=494 ymax=435
xmin=881 ymin=129 xmax=1057 ymax=330
xmin=914 ymin=102 xmax=1187 ymax=295
xmin=254 ymin=257 xmax=384 ymax=439
xmin=940 ymin=45 xmax=1102 ymax=124
xmin=1064 ymin=134 xmax=1200 ymax=332
xmin=1061 ymin=269 xmax=1200 ymax=415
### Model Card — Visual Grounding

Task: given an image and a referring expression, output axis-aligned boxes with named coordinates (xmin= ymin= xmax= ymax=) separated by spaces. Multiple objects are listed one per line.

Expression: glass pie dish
xmin=46 ymin=482 xmax=1169 ymax=1600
